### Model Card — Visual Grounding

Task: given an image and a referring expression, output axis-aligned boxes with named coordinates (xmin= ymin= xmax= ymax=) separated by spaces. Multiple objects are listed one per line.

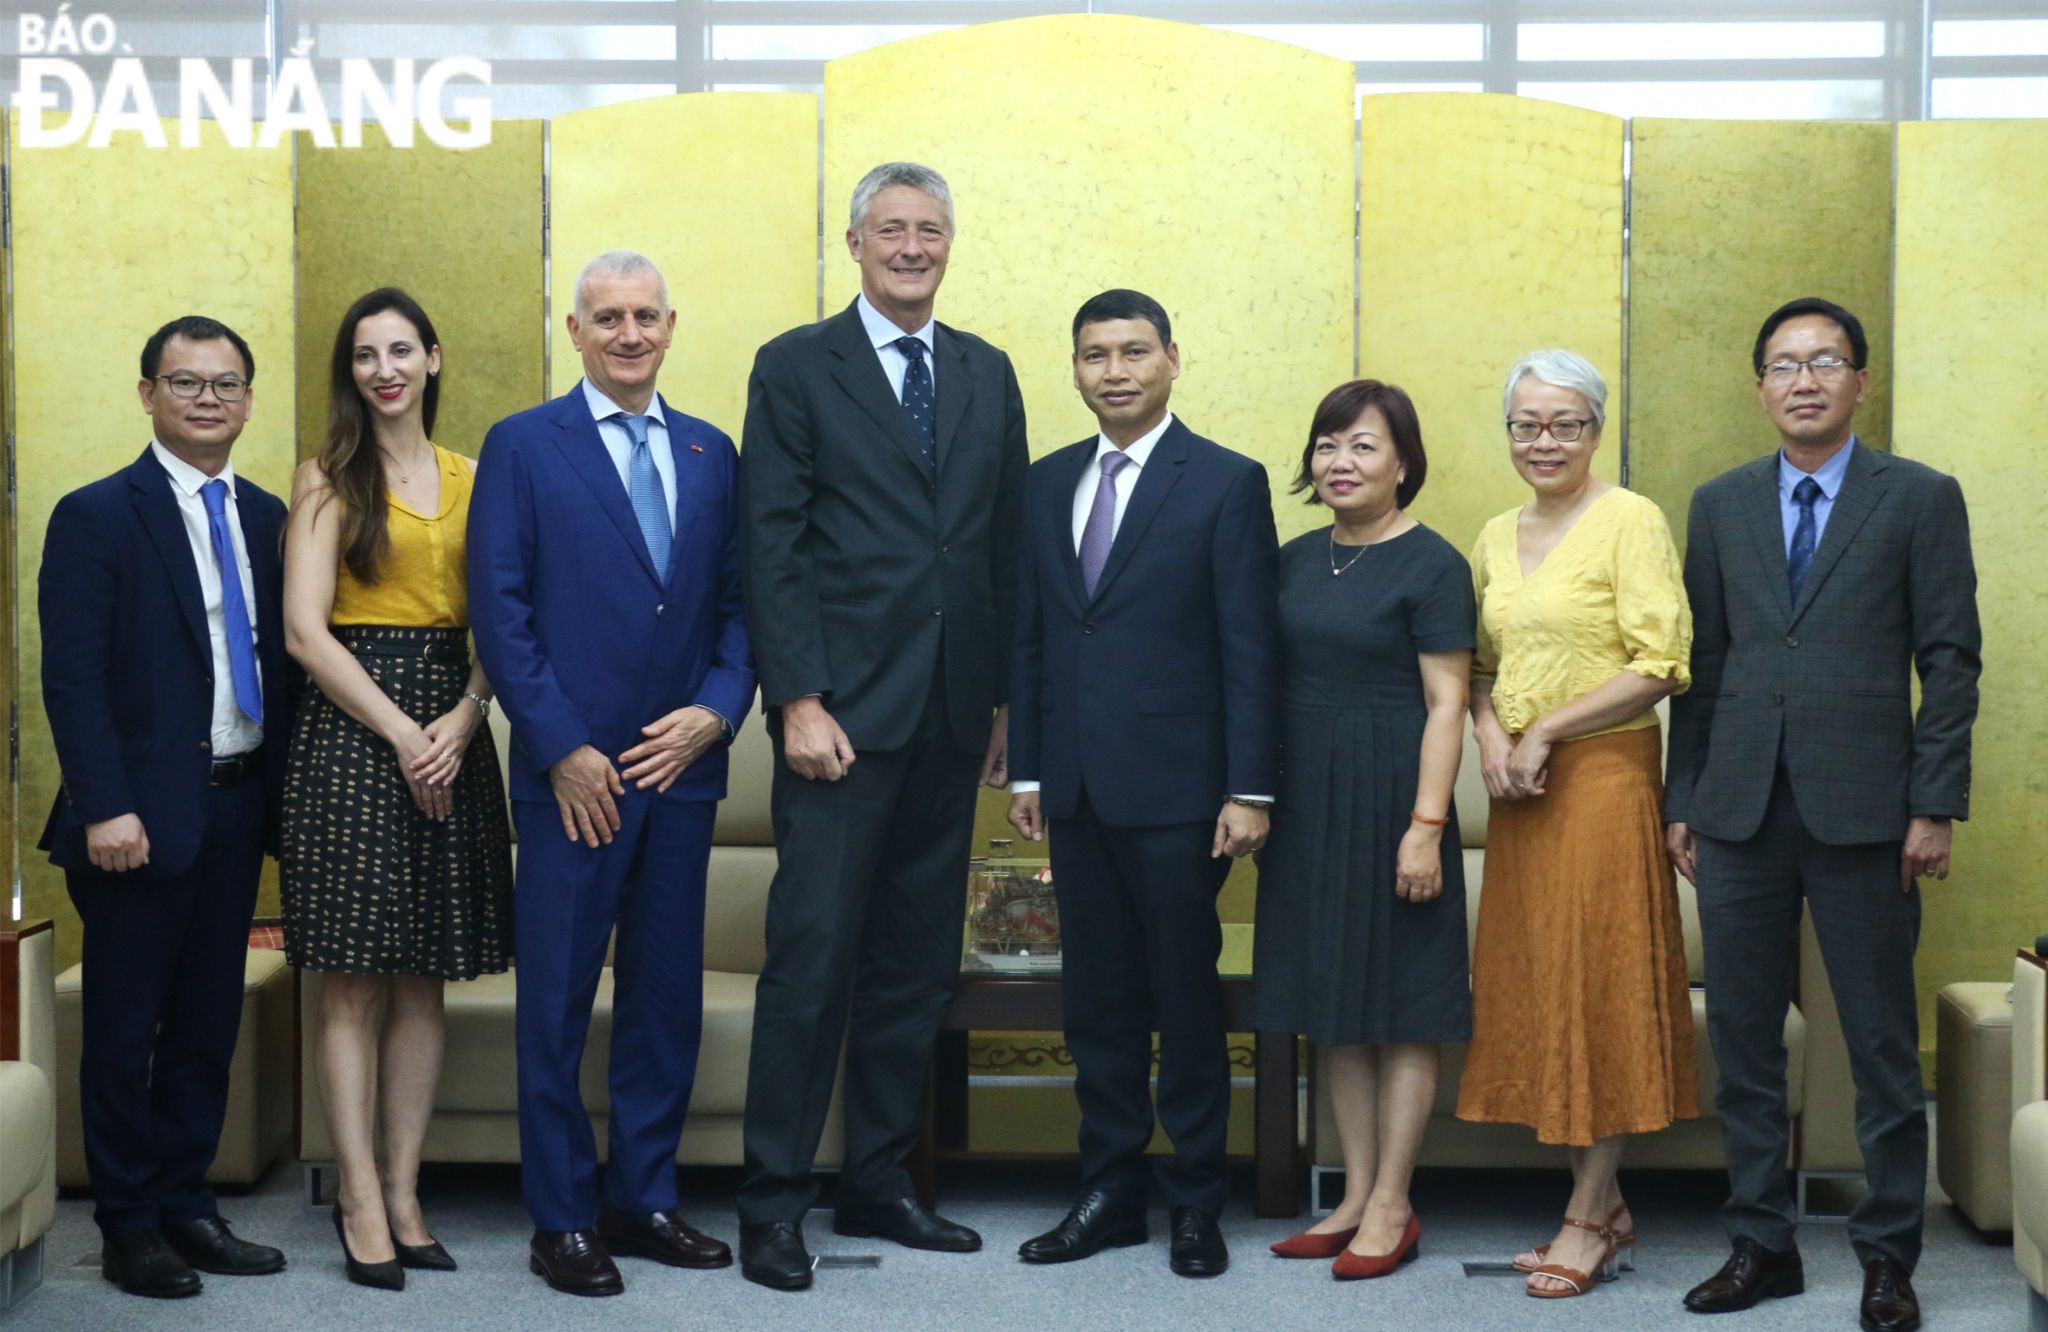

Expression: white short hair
xmin=848 ymin=162 xmax=955 ymax=235
xmin=574 ymin=250 xmax=668 ymax=318
xmin=1503 ymin=349 xmax=1608 ymax=426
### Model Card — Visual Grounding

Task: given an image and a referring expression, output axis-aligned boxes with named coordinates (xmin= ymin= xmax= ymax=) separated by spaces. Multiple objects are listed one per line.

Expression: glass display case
xmin=962 ymin=838 xmax=1060 ymax=973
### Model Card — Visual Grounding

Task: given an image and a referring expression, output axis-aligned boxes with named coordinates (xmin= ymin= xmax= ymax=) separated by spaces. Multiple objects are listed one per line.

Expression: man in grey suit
xmin=1665 ymin=298 xmax=1979 ymax=1332
xmin=735 ymin=161 xmax=1029 ymax=1290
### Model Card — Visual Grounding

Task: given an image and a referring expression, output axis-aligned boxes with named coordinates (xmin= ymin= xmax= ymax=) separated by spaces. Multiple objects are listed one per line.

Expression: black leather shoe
xmin=835 ymin=1197 xmax=982 ymax=1253
xmin=331 ymin=1206 xmax=403 ymax=1291
xmin=162 ymin=1215 xmax=286 ymax=1276
xmin=1860 ymin=1258 xmax=1921 ymax=1332
xmin=390 ymin=1230 xmax=457 ymax=1272
xmin=597 ymin=1204 xmax=733 ymax=1269
xmin=101 ymin=1229 xmax=201 ymax=1299
xmin=1683 ymin=1237 xmax=1804 ymax=1313
xmin=1168 ymin=1207 xmax=1228 ymax=1278
xmin=1017 ymin=1191 xmax=1148 ymax=1264
xmin=739 ymin=1221 xmax=813 ymax=1291
xmin=529 ymin=1229 xmax=624 ymax=1297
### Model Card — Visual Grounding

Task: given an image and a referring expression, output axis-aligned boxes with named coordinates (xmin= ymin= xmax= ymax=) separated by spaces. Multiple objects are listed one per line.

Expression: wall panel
xmin=1628 ymin=119 xmax=1894 ymax=551
xmin=1359 ymin=93 xmax=1624 ymax=558
xmin=9 ymin=122 xmax=295 ymax=968
xmin=296 ymin=123 xmax=545 ymax=463
xmin=548 ymin=94 xmax=816 ymax=440
xmin=1893 ymin=120 xmax=2048 ymax=1067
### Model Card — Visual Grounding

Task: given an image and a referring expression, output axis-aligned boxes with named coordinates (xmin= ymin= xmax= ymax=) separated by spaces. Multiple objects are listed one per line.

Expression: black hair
xmin=140 ymin=315 xmax=254 ymax=381
xmin=1753 ymin=297 xmax=1867 ymax=376
xmin=1071 ymin=289 xmax=1172 ymax=350
xmin=1292 ymin=379 xmax=1428 ymax=510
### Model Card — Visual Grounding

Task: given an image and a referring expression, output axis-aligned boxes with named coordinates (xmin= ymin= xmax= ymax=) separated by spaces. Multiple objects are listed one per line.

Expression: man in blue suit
xmin=40 ymin=316 xmax=295 ymax=1299
xmin=1008 ymin=290 xmax=1281 ymax=1278
xmin=469 ymin=250 xmax=754 ymax=1297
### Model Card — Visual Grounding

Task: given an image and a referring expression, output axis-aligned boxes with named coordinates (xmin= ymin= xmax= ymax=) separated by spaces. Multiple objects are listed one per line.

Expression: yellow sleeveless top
xmin=330 ymin=445 xmax=473 ymax=629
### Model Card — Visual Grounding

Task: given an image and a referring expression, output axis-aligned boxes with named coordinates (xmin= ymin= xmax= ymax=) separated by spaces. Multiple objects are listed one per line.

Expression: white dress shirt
xmin=582 ymin=379 xmax=676 ymax=534
xmin=151 ymin=439 xmax=263 ymax=758
xmin=857 ymin=292 xmax=937 ymax=400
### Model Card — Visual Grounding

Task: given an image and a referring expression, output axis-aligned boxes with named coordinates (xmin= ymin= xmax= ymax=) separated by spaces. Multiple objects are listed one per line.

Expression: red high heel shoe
xmin=1331 ymin=1215 xmax=1420 ymax=1280
xmin=1270 ymin=1224 xmax=1358 ymax=1259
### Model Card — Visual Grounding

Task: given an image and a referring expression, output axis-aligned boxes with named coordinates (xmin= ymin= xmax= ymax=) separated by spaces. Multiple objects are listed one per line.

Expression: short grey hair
xmin=848 ymin=162 xmax=955 ymax=236
xmin=574 ymin=249 xmax=668 ymax=318
xmin=1503 ymin=349 xmax=1608 ymax=426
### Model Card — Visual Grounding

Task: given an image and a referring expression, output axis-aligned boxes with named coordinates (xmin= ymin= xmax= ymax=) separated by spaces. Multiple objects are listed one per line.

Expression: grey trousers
xmin=1694 ymin=770 xmax=1925 ymax=1271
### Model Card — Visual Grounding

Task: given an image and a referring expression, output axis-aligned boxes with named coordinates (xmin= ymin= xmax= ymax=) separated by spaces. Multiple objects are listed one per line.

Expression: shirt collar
xmin=857 ymin=292 xmax=936 ymax=357
xmin=1779 ymin=435 xmax=1857 ymax=501
xmin=1093 ymin=411 xmax=1175 ymax=470
xmin=581 ymin=378 xmax=667 ymax=428
xmin=150 ymin=438 xmax=236 ymax=498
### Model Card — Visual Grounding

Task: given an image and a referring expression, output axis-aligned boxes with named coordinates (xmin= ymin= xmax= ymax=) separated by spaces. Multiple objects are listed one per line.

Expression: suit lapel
xmin=1790 ymin=442 xmax=1887 ymax=626
xmin=127 ymin=451 xmax=210 ymax=661
xmin=932 ymin=324 xmax=974 ymax=471
xmin=1738 ymin=454 xmax=1793 ymax=624
xmin=547 ymin=386 xmax=661 ymax=587
xmin=1049 ymin=443 xmax=1093 ymax=613
xmin=824 ymin=302 xmax=931 ymax=481
xmin=1088 ymin=420 xmax=1188 ymax=607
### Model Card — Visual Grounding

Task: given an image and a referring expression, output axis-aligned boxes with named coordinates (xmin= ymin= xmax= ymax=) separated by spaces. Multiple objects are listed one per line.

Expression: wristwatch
xmin=463 ymin=690 xmax=491 ymax=720
xmin=1227 ymin=796 xmax=1273 ymax=809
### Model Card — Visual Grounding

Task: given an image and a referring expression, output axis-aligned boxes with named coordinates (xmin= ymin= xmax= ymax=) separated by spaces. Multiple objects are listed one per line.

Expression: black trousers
xmin=737 ymin=672 xmax=980 ymax=1223
xmin=65 ymin=778 xmax=266 ymax=1235
xmin=1050 ymin=789 xmax=1232 ymax=1216
xmin=1695 ymin=768 xmax=1925 ymax=1270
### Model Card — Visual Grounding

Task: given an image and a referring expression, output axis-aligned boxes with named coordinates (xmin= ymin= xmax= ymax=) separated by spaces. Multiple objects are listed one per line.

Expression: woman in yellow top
xmin=1454 ymin=350 xmax=1698 ymax=1300
xmin=281 ymin=288 xmax=513 ymax=1289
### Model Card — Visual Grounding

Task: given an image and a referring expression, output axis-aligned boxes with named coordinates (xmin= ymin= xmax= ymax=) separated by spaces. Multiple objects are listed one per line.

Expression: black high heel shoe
xmin=390 ymin=1228 xmax=457 ymax=1272
xmin=332 ymin=1204 xmax=405 ymax=1291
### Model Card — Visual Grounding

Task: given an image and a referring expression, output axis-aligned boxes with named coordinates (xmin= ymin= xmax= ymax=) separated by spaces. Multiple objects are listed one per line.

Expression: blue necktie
xmin=199 ymin=479 xmax=262 ymax=726
xmin=895 ymin=336 xmax=936 ymax=477
xmin=616 ymin=412 xmax=672 ymax=578
xmin=1786 ymin=475 xmax=1822 ymax=603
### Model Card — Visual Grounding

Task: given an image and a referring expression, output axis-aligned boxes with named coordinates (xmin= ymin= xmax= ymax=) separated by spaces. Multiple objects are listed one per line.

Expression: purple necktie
xmin=1079 ymin=450 xmax=1132 ymax=597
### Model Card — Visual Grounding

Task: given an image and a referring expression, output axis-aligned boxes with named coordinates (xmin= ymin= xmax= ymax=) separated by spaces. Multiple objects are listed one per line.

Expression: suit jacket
xmin=1665 ymin=443 xmax=1980 ymax=846
xmin=1009 ymin=419 xmax=1281 ymax=828
xmin=38 ymin=449 xmax=295 ymax=878
xmin=468 ymin=384 xmax=754 ymax=805
xmin=740 ymin=300 xmax=1028 ymax=754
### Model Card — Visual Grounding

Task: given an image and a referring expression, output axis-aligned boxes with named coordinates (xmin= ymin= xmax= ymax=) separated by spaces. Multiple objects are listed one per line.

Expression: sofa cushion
xmin=704 ymin=847 xmax=775 ymax=975
xmin=2012 ymin=1100 xmax=2048 ymax=1296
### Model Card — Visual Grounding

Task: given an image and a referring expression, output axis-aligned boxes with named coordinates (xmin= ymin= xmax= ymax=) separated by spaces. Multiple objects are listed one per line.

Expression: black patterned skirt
xmin=282 ymin=625 xmax=514 ymax=979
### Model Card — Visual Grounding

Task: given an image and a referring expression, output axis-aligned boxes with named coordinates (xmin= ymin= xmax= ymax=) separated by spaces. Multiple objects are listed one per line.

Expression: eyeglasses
xmin=1506 ymin=419 xmax=1591 ymax=444
xmin=1760 ymin=356 xmax=1854 ymax=384
xmin=155 ymin=373 xmax=250 ymax=402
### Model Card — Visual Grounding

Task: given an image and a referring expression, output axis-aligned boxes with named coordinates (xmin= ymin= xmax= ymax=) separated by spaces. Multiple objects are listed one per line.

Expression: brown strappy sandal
xmin=1512 ymin=1202 xmax=1634 ymax=1273
xmin=1524 ymin=1216 xmax=1622 ymax=1300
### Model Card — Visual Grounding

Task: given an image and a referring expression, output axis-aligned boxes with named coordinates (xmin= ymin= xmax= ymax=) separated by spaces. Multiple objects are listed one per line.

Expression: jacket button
xmin=1084 ymin=622 xmax=1095 ymax=634
xmin=1785 ymin=635 xmax=1799 ymax=648
xmin=1773 ymin=692 xmax=1785 ymax=705
xmin=200 ymin=740 xmax=212 ymax=751
xmin=932 ymin=607 xmax=943 ymax=617
xmin=656 ymin=604 xmax=665 ymax=615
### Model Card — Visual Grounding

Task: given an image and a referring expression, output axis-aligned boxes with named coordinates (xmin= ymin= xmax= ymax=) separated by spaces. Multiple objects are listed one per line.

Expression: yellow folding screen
xmin=8 ymin=120 xmax=295 ymax=966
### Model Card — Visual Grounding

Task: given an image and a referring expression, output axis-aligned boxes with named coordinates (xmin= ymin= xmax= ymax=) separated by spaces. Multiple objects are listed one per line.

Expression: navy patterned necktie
xmin=895 ymin=335 xmax=936 ymax=477
xmin=1786 ymin=475 xmax=1822 ymax=603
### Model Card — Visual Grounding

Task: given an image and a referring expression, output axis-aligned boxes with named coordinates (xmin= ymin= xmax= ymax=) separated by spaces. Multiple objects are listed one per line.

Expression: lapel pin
xmin=689 ymin=443 xmax=704 ymax=453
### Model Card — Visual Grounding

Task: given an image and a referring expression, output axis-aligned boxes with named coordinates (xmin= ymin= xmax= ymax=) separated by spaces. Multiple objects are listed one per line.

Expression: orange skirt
xmin=1454 ymin=727 xmax=1699 ymax=1145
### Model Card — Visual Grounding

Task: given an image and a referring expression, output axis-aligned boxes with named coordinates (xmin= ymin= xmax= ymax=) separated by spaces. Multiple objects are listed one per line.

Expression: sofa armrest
xmin=2 ymin=920 xmax=60 ymax=1256
xmin=2017 ymin=952 xmax=2046 ymax=1120
xmin=1 ymin=921 xmax=56 ymax=1079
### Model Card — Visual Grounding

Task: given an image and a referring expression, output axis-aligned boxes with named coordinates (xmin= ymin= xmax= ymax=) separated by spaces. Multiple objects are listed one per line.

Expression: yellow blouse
xmin=330 ymin=445 xmax=473 ymax=629
xmin=1470 ymin=486 xmax=1690 ymax=737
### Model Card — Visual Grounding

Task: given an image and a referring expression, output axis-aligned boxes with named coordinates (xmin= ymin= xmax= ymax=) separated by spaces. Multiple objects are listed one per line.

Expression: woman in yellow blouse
xmin=1454 ymin=350 xmax=1698 ymax=1300
xmin=281 ymin=289 xmax=513 ymax=1289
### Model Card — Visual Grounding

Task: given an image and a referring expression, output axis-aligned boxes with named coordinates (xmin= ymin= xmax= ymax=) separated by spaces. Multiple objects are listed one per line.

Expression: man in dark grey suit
xmin=1665 ymin=298 xmax=1979 ymax=1332
xmin=735 ymin=161 xmax=1029 ymax=1290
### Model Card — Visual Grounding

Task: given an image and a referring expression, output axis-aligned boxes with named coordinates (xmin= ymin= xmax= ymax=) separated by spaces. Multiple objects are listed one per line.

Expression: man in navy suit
xmin=1008 ymin=289 xmax=1281 ymax=1278
xmin=40 ymin=316 xmax=294 ymax=1298
xmin=469 ymin=250 xmax=754 ymax=1297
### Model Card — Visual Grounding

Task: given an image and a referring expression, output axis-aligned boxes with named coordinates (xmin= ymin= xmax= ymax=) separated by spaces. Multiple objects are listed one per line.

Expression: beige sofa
xmin=297 ymin=705 xmax=844 ymax=1183
xmin=55 ymin=948 xmax=296 ymax=1189
xmin=1936 ymin=980 xmax=2014 ymax=1234
xmin=2012 ymin=949 xmax=2048 ymax=1330
xmin=1311 ymin=713 xmax=1859 ymax=1198
xmin=1 ymin=919 xmax=57 ymax=1312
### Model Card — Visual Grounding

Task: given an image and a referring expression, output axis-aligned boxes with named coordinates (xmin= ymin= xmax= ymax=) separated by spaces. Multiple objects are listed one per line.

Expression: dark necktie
xmin=199 ymin=479 xmax=262 ymax=725
xmin=895 ymin=336 xmax=936 ymax=477
xmin=614 ymin=411 xmax=672 ymax=577
xmin=1079 ymin=451 xmax=1132 ymax=598
xmin=1786 ymin=475 xmax=1822 ymax=603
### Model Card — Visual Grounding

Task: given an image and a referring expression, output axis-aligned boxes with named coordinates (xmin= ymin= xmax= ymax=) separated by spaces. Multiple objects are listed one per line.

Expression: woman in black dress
xmin=1257 ymin=379 xmax=1473 ymax=1279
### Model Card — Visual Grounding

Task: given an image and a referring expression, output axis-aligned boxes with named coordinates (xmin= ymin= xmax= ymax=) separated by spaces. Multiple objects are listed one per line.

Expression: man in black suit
xmin=39 ymin=317 xmax=296 ymax=1298
xmin=736 ymin=161 xmax=1028 ymax=1289
xmin=1008 ymin=289 xmax=1280 ymax=1278
xmin=1666 ymin=298 xmax=1980 ymax=1332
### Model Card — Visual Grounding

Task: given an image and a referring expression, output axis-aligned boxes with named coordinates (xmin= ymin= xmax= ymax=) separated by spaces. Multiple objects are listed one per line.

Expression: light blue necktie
xmin=616 ymin=412 xmax=672 ymax=577
xmin=199 ymin=479 xmax=262 ymax=725
xmin=1786 ymin=475 xmax=1821 ymax=603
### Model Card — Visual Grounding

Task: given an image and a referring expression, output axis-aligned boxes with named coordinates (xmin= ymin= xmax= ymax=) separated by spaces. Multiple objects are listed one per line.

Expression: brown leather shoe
xmin=1682 ymin=1237 xmax=1804 ymax=1313
xmin=529 ymin=1229 xmax=624 ymax=1296
xmin=596 ymin=1205 xmax=733 ymax=1269
xmin=1860 ymin=1257 xmax=1921 ymax=1332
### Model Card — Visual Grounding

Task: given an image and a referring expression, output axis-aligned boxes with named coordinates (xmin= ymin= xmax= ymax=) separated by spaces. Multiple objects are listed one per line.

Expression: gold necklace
xmin=384 ymin=444 xmax=433 ymax=486
xmin=1329 ymin=528 xmax=1373 ymax=576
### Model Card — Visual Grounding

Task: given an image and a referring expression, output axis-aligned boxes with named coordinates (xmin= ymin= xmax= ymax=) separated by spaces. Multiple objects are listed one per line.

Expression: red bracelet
xmin=1410 ymin=810 xmax=1448 ymax=827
